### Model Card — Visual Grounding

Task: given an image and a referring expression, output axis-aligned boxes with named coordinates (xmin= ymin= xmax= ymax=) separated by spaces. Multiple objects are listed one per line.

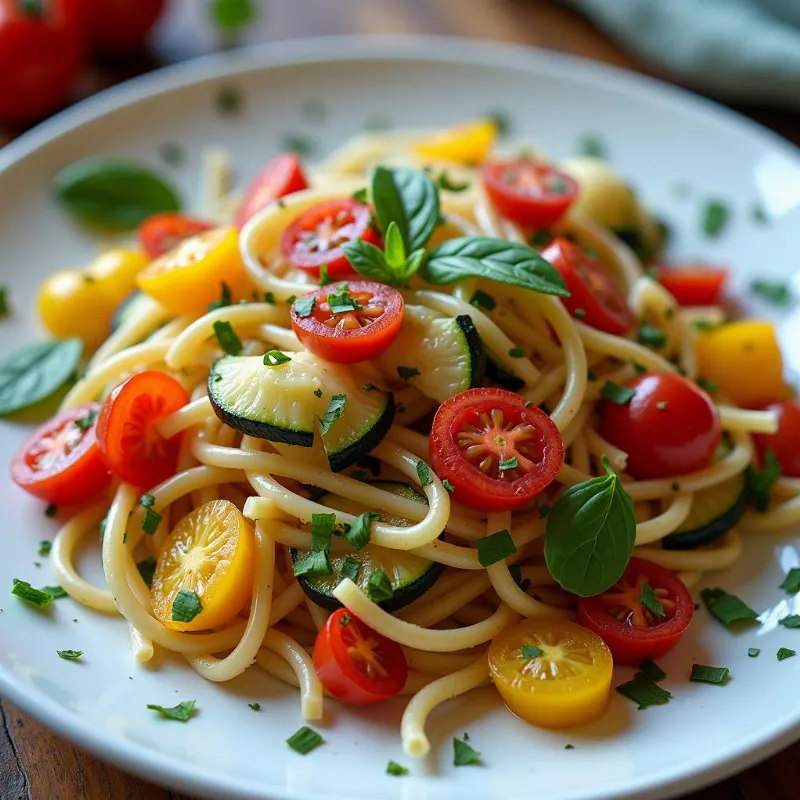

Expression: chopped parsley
xmin=208 ymin=282 xmax=232 ymax=312
xmin=352 ymin=188 xmax=368 ymax=204
xmin=565 ymin=744 xmax=575 ymax=750
xmin=42 ymin=585 xmax=67 ymax=599
xmin=344 ymin=510 xmax=381 ymax=552
xmin=779 ymin=615 xmax=800 ymax=629
xmin=529 ymin=229 xmax=552 ymax=248
xmin=213 ymin=320 xmax=243 ymax=355
xmin=416 ymin=460 xmax=432 ymax=487
xmin=638 ymin=659 xmax=666 ymax=682
xmin=453 ymin=736 xmax=481 ymax=766
xmin=470 ymin=289 xmax=496 ymax=311
xmin=286 ymin=726 xmax=323 ymax=754
xmin=600 ymin=381 xmax=636 ymax=405
xmin=11 ymin=579 xmax=53 ymax=607
xmin=248 ymin=702 xmax=261 ymax=711
xmin=340 ymin=555 xmax=361 ymax=582
xmin=640 ymin=582 xmax=666 ymax=619
xmin=521 ymin=643 xmax=543 ymax=660
xmin=310 ymin=513 xmax=335 ymax=554
xmin=579 ymin=134 xmax=606 ymax=159
xmin=476 ymin=529 xmax=516 ymax=567
xmin=690 ymin=664 xmax=729 ymax=685
xmin=327 ymin=287 xmax=361 ymax=315
xmin=780 ymin=568 xmax=800 ymax=595
xmin=293 ymin=551 xmax=332 ymax=578
xmin=498 ymin=456 xmax=519 ymax=471
xmin=386 ymin=760 xmax=409 ymax=776
xmin=171 ymin=589 xmax=203 ymax=623
xmin=285 ymin=295 xmax=297 ymax=305
xmin=38 ymin=540 xmax=52 ymax=557
xmin=317 ymin=393 xmax=346 ymax=435
xmin=366 ymin=567 xmax=394 ymax=603
xmin=508 ymin=564 xmax=530 ymax=592
xmin=437 ymin=171 xmax=470 ymax=192
xmin=211 ymin=0 xmax=256 ymax=32
xmin=263 ymin=350 xmax=292 ymax=366
xmin=442 ymin=479 xmax=454 ymax=493
xmin=631 ymin=359 xmax=647 ymax=374
xmin=318 ymin=264 xmax=332 ymax=286
xmin=263 ymin=292 xmax=276 ymax=304
xmin=616 ymin=672 xmax=672 ymax=709
xmin=637 ymin=322 xmax=667 ymax=349
xmin=147 ymin=699 xmax=196 ymax=722
xmin=701 ymin=587 xmax=758 ymax=627
xmin=136 ymin=557 xmax=157 ymax=589
xmin=777 ymin=647 xmax=796 ymax=662
xmin=397 ymin=365 xmax=420 ymax=380
xmin=508 ymin=347 xmax=526 ymax=358
xmin=701 ymin=199 xmax=729 ymax=238
xmin=74 ymin=408 xmax=98 ymax=431
xmin=141 ymin=507 xmax=163 ymax=536
xmin=748 ymin=648 xmax=760 ymax=658
xmin=313 ymin=388 xmax=323 ymax=398
xmin=279 ymin=133 xmax=316 ymax=158
xmin=293 ymin=296 xmax=316 ymax=317
xmin=697 ymin=377 xmax=719 ymax=394
xmin=56 ymin=649 xmax=83 ymax=661
xmin=751 ymin=280 xmax=791 ymax=306
xmin=747 ymin=447 xmax=781 ymax=512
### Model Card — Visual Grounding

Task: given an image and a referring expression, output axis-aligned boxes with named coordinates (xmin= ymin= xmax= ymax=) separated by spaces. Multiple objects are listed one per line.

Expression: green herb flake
xmin=701 ymin=200 xmax=729 ymax=238
xmin=777 ymin=647 xmax=796 ymax=661
xmin=263 ymin=349 xmax=292 ymax=367
xmin=748 ymin=648 xmax=760 ymax=658
xmin=701 ymin=587 xmax=758 ymax=627
xmin=747 ymin=447 xmax=781 ymax=512
xmin=487 ymin=110 xmax=511 ymax=137
xmin=211 ymin=0 xmax=256 ymax=32
xmin=0 ymin=287 xmax=9 ymax=318
xmin=11 ymin=579 xmax=53 ymax=608
xmin=697 ymin=377 xmax=719 ymax=394
xmin=573 ymin=308 xmax=586 ymax=319
xmin=293 ymin=551 xmax=332 ymax=578
xmin=579 ymin=134 xmax=606 ymax=158
xmin=600 ymin=381 xmax=636 ymax=405
xmin=352 ymin=188 xmax=368 ymax=204
xmin=136 ymin=557 xmax=157 ymax=589
xmin=751 ymin=280 xmax=791 ymax=307
xmin=344 ymin=510 xmax=381 ymax=552
xmin=141 ymin=507 xmax=163 ymax=536
xmin=317 ymin=393 xmax=347 ymax=435
xmin=42 ymin=585 xmax=67 ymax=599
xmin=287 ymin=726 xmax=323 ymax=755
xmin=637 ymin=322 xmax=667 ymax=349
xmin=640 ymin=582 xmax=666 ymax=618
xmin=366 ymin=567 xmax=394 ymax=603
xmin=416 ymin=460 xmax=432 ymax=487
xmin=309 ymin=513 xmax=335 ymax=555
xmin=442 ymin=479 xmax=455 ymax=493
xmin=470 ymin=289 xmax=496 ymax=311
xmin=386 ymin=760 xmax=409 ymax=776
xmin=453 ymin=736 xmax=481 ymax=767
xmin=779 ymin=615 xmax=800 ymax=629
xmin=565 ymin=744 xmax=575 ymax=750
xmin=521 ymin=643 xmax=543 ymax=660
xmin=171 ymin=589 xmax=203 ymax=623
xmin=498 ymin=456 xmax=519 ymax=471
xmin=263 ymin=292 xmax=276 ymax=304
xmin=340 ymin=556 xmax=361 ymax=582
xmin=780 ymin=568 xmax=800 ymax=595
xmin=397 ymin=365 xmax=420 ymax=380
xmin=750 ymin=203 xmax=768 ymax=225
xmin=437 ymin=171 xmax=470 ymax=193
xmin=38 ymin=540 xmax=52 ymax=557
xmin=56 ymin=649 xmax=83 ymax=661
xmin=213 ymin=320 xmax=243 ymax=356
xmin=313 ymin=388 xmax=323 ymax=399
xmin=690 ymin=664 xmax=729 ymax=685
xmin=508 ymin=347 xmax=526 ymax=359
xmin=638 ymin=659 xmax=666 ymax=682
xmin=208 ymin=282 xmax=232 ymax=312
xmin=529 ymin=229 xmax=552 ymax=248
xmin=216 ymin=86 xmax=243 ymax=116
xmin=248 ymin=702 xmax=261 ymax=711
xmin=476 ymin=529 xmax=516 ymax=567
xmin=147 ymin=699 xmax=196 ymax=722
xmin=280 ymin=133 xmax=315 ymax=158
xmin=631 ymin=359 xmax=647 ymax=374
xmin=285 ymin=295 xmax=297 ymax=305
xmin=616 ymin=673 xmax=672 ymax=709
xmin=508 ymin=564 xmax=531 ymax=592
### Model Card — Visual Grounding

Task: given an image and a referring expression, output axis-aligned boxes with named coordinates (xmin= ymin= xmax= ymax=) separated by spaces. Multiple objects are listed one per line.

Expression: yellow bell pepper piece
xmin=414 ymin=119 xmax=497 ymax=165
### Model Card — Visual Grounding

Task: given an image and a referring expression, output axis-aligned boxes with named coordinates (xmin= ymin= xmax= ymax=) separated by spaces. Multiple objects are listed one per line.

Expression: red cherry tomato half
xmin=481 ymin=160 xmax=578 ymax=229
xmin=10 ymin=403 xmax=111 ymax=505
xmin=75 ymin=0 xmax=164 ymax=54
xmin=577 ymin=557 xmax=694 ymax=664
xmin=601 ymin=373 xmax=722 ymax=481
xmin=290 ymin=280 xmax=404 ymax=364
xmin=138 ymin=213 xmax=215 ymax=259
xmin=753 ymin=400 xmax=800 ymax=478
xmin=0 ymin=0 xmax=83 ymax=123
xmin=234 ymin=153 xmax=309 ymax=230
xmin=280 ymin=198 xmax=381 ymax=280
xmin=430 ymin=387 xmax=564 ymax=512
xmin=313 ymin=608 xmax=407 ymax=705
xmin=658 ymin=266 xmax=728 ymax=307
xmin=542 ymin=238 xmax=635 ymax=335
xmin=96 ymin=370 xmax=189 ymax=490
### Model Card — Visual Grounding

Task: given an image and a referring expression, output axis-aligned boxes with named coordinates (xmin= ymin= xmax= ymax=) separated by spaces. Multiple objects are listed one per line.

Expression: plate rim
xmin=1 ymin=33 xmax=799 ymax=800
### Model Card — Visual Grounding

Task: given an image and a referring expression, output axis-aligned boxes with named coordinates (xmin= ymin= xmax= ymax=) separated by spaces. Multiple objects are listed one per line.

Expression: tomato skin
xmin=280 ymin=198 xmax=381 ymax=279
xmin=657 ymin=265 xmax=727 ymax=307
xmin=481 ymin=160 xmax=578 ymax=228
xmin=291 ymin=281 xmax=404 ymax=364
xmin=430 ymin=387 xmax=564 ymax=512
xmin=0 ymin=0 xmax=83 ymax=123
xmin=541 ymin=238 xmax=634 ymax=335
xmin=11 ymin=403 xmax=111 ymax=505
xmin=313 ymin=609 xmax=407 ymax=705
xmin=235 ymin=153 xmax=309 ymax=230
xmin=138 ymin=213 xmax=214 ymax=259
xmin=601 ymin=373 xmax=722 ymax=480
xmin=753 ymin=400 xmax=800 ymax=478
xmin=577 ymin=557 xmax=694 ymax=664
xmin=75 ymin=0 xmax=164 ymax=54
xmin=96 ymin=370 xmax=189 ymax=489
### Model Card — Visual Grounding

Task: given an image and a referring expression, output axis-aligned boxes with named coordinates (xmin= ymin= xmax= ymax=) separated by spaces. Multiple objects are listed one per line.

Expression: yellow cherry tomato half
xmin=151 ymin=499 xmax=255 ymax=632
xmin=695 ymin=321 xmax=785 ymax=408
xmin=86 ymin=247 xmax=149 ymax=307
xmin=488 ymin=619 xmax=613 ymax=729
xmin=137 ymin=226 xmax=254 ymax=315
xmin=414 ymin=119 xmax=497 ymax=165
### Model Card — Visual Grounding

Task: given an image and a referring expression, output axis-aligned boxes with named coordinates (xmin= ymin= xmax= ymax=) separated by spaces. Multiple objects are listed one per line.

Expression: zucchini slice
xmin=208 ymin=351 xmax=394 ymax=472
xmin=376 ymin=304 xmax=485 ymax=402
xmin=291 ymin=480 xmax=444 ymax=611
xmin=662 ymin=471 xmax=747 ymax=550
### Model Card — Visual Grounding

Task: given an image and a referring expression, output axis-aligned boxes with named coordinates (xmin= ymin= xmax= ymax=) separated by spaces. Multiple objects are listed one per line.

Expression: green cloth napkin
xmin=569 ymin=0 xmax=800 ymax=108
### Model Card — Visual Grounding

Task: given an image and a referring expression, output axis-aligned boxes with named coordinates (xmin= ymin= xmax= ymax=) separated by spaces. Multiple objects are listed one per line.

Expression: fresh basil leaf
xmin=54 ymin=159 xmax=181 ymax=230
xmin=371 ymin=166 xmax=439 ymax=252
xmin=0 ymin=338 xmax=83 ymax=416
xmin=423 ymin=237 xmax=569 ymax=297
xmin=341 ymin=238 xmax=391 ymax=281
xmin=383 ymin=221 xmax=407 ymax=272
xmin=544 ymin=457 xmax=636 ymax=596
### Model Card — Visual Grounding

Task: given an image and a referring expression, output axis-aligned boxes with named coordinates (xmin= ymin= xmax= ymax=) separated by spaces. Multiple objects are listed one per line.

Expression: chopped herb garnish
xmin=508 ymin=564 xmax=531 ymax=592
xmin=437 ymin=171 xmax=470 ymax=192
xmin=640 ymin=582 xmax=666 ymax=619
xmin=75 ymin=408 xmax=98 ymax=431
xmin=780 ymin=568 xmax=800 ymax=595
xmin=285 ymin=295 xmax=296 ymax=305
xmin=779 ymin=615 xmax=800 ymax=629
xmin=340 ymin=555 xmax=361 ymax=582
xmin=263 ymin=292 xmax=276 ymax=304
xmin=637 ymin=322 xmax=667 ymax=349
xmin=701 ymin=200 xmax=729 ymax=238
xmin=508 ymin=347 xmax=526 ymax=359
xmin=701 ymin=587 xmax=758 ymax=627
xmin=521 ymin=643 xmax=543 ymax=660
xmin=498 ymin=456 xmax=519 ymax=471
xmin=344 ymin=510 xmax=381 ymax=551
xmin=690 ymin=664 xmax=729 ymax=685
xmin=208 ymin=282 xmax=232 ymax=312
xmin=470 ymin=289 xmax=496 ymax=311
xmin=287 ymin=726 xmax=323 ymax=754
xmin=453 ymin=736 xmax=481 ymax=766
xmin=45 ymin=503 xmax=58 ymax=518
xmin=442 ymin=479 xmax=454 ymax=493
xmin=631 ymin=359 xmax=647 ymax=374
xmin=56 ymin=649 xmax=83 ymax=661
xmin=751 ymin=280 xmax=791 ymax=306
xmin=600 ymin=381 xmax=636 ymax=405
xmin=777 ymin=647 xmax=796 ymax=661
xmin=397 ymin=365 xmax=420 ymax=380
xmin=573 ymin=308 xmax=586 ymax=319
xmin=697 ymin=377 xmax=719 ymax=394
xmin=263 ymin=349 xmax=292 ymax=367
xmin=293 ymin=550 xmax=332 ymax=578
xmin=38 ymin=540 xmax=52 ymax=557
xmin=487 ymin=110 xmax=511 ymax=136
xmin=279 ymin=133 xmax=315 ymax=157
xmin=248 ymin=702 xmax=261 ymax=711
xmin=216 ymin=86 xmax=242 ymax=115
xmin=352 ymin=188 xmax=368 ymax=204
xmin=747 ymin=447 xmax=781 ymax=512
xmin=416 ymin=460 xmax=432 ymax=487
xmin=317 ymin=393 xmax=347 ymax=435
xmin=293 ymin=295 xmax=316 ymax=318
xmin=42 ymin=585 xmax=67 ymax=598
xmin=476 ymin=529 xmax=516 ymax=567
xmin=366 ymin=567 xmax=394 ymax=603
xmin=529 ymin=229 xmax=552 ymax=248
xmin=147 ymin=699 xmax=196 ymax=722
xmin=638 ymin=659 xmax=666 ymax=682
xmin=318 ymin=264 xmax=332 ymax=286
xmin=171 ymin=589 xmax=203 ymax=623
xmin=748 ymin=647 xmax=760 ymax=658
xmin=141 ymin=507 xmax=162 ymax=535
xmin=579 ymin=134 xmax=606 ymax=158
xmin=213 ymin=320 xmax=243 ymax=355
xmin=310 ymin=513 xmax=335 ymax=554
xmin=386 ymin=760 xmax=409 ymax=776
xmin=565 ymin=744 xmax=575 ymax=750
xmin=136 ymin=557 xmax=157 ymax=588
xmin=327 ymin=287 xmax=361 ymax=315
xmin=211 ymin=0 xmax=256 ymax=32
xmin=11 ymin=579 xmax=53 ymax=607
xmin=340 ymin=611 xmax=352 ymax=626
xmin=616 ymin=673 xmax=672 ymax=709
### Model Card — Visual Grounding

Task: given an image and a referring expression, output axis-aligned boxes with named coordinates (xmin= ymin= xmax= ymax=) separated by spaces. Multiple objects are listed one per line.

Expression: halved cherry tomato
xmin=290 ymin=280 xmax=404 ymax=363
xmin=10 ymin=403 xmax=110 ymax=505
xmin=753 ymin=400 xmax=800 ymax=478
xmin=657 ymin=265 xmax=727 ymax=307
xmin=280 ymin=198 xmax=381 ymax=280
xmin=601 ymin=373 xmax=722 ymax=480
xmin=542 ymin=238 xmax=634 ymax=335
xmin=430 ymin=387 xmax=564 ymax=512
xmin=138 ymin=213 xmax=214 ymax=259
xmin=577 ymin=557 xmax=694 ymax=664
xmin=488 ymin=619 xmax=613 ymax=729
xmin=313 ymin=608 xmax=407 ymax=705
xmin=481 ymin=160 xmax=578 ymax=229
xmin=235 ymin=153 xmax=309 ymax=230
xmin=96 ymin=370 xmax=189 ymax=489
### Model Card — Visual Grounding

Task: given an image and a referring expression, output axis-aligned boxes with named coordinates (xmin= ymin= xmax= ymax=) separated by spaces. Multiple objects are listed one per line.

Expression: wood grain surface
xmin=2 ymin=1 xmax=799 ymax=798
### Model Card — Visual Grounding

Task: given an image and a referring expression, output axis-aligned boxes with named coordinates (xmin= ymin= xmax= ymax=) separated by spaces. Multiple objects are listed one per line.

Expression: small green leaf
xmin=700 ymin=587 xmax=758 ymax=627
xmin=383 ymin=221 xmax=407 ymax=272
xmin=286 ymin=726 xmax=323 ymax=754
xmin=317 ymin=393 xmax=347 ymax=436
xmin=56 ymin=649 xmax=83 ymax=660
xmin=701 ymin=200 xmax=729 ymax=238
xmin=147 ymin=699 xmax=196 ymax=722
xmin=453 ymin=736 xmax=481 ymax=766
xmin=210 ymin=0 xmax=255 ymax=31
xmin=171 ymin=589 xmax=203 ymax=623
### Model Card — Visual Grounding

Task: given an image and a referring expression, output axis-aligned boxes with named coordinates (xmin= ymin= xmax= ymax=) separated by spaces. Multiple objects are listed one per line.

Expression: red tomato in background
xmin=0 ymin=0 xmax=83 ymax=123
xmin=542 ymin=238 xmax=635 ymax=335
xmin=313 ymin=609 xmax=407 ymax=705
xmin=290 ymin=281 xmax=404 ymax=364
xmin=578 ymin=557 xmax=694 ymax=664
xmin=601 ymin=373 xmax=722 ymax=480
xmin=75 ymin=0 xmax=164 ymax=54
xmin=753 ymin=400 xmax=800 ymax=478
xmin=138 ymin=213 xmax=214 ymax=259
xmin=235 ymin=153 xmax=309 ymax=230
xmin=10 ymin=403 xmax=110 ymax=505
xmin=658 ymin=265 xmax=728 ymax=307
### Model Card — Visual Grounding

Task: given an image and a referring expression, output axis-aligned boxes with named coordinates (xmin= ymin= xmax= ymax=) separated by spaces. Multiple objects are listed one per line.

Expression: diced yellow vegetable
xmin=414 ymin=119 xmax=497 ymax=165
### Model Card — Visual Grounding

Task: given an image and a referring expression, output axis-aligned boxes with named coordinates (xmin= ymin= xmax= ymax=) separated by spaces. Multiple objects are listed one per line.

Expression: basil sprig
xmin=544 ymin=457 xmax=636 ymax=596
xmin=54 ymin=158 xmax=181 ymax=230
xmin=0 ymin=338 xmax=83 ymax=416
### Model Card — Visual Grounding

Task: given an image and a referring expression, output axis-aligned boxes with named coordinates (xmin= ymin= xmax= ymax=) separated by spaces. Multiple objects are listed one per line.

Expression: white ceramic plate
xmin=1 ymin=36 xmax=800 ymax=800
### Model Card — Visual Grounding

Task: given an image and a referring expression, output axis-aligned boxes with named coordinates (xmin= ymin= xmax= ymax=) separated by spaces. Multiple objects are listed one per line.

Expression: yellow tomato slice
xmin=414 ymin=119 xmax=497 ymax=165
xmin=488 ymin=619 xmax=613 ymax=729
xmin=151 ymin=499 xmax=255 ymax=632
xmin=137 ymin=226 xmax=254 ymax=315
xmin=695 ymin=321 xmax=785 ymax=408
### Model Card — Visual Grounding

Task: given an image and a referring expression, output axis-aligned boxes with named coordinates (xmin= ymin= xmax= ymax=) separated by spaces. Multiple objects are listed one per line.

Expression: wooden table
xmin=2 ymin=1 xmax=799 ymax=797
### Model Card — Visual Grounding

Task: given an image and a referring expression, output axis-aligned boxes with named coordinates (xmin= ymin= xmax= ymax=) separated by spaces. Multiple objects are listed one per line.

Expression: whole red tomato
xmin=76 ymin=0 xmax=164 ymax=55
xmin=0 ymin=0 xmax=84 ymax=123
